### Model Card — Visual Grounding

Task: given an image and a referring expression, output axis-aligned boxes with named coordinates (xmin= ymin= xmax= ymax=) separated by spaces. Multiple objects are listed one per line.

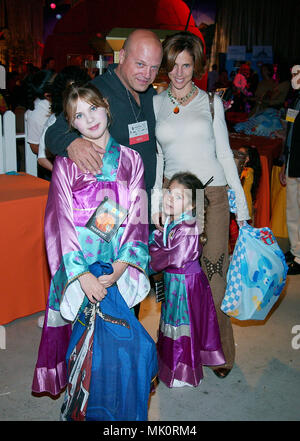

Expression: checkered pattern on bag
xmin=222 ymin=237 xmax=245 ymax=312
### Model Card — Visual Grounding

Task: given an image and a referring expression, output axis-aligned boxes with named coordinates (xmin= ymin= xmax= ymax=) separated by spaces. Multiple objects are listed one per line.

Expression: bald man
xmin=45 ymin=29 xmax=163 ymax=202
xmin=280 ymin=64 xmax=300 ymax=275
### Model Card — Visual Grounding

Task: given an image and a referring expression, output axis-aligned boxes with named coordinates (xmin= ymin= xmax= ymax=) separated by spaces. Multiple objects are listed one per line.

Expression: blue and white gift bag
xmin=221 ymin=223 xmax=288 ymax=320
xmin=227 ymin=188 xmax=237 ymax=213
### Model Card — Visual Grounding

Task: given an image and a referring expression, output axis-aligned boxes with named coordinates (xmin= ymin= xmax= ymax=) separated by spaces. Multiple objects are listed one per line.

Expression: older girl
xmin=33 ymin=83 xmax=156 ymax=421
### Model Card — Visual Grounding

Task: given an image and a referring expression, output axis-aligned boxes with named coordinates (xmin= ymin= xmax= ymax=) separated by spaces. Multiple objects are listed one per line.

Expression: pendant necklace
xmin=167 ymin=82 xmax=197 ymax=114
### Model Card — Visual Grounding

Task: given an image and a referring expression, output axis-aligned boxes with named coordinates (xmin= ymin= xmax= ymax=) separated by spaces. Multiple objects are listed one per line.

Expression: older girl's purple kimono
xmin=32 ymin=137 xmax=150 ymax=396
xmin=149 ymin=213 xmax=225 ymax=387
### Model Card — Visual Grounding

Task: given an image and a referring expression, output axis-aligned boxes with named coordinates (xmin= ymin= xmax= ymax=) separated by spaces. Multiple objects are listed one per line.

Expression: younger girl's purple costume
xmin=149 ymin=213 xmax=225 ymax=387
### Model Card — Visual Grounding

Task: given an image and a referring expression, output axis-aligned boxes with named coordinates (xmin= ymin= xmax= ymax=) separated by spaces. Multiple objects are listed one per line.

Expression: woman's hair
xmin=25 ymin=69 xmax=55 ymax=110
xmin=168 ymin=172 xmax=209 ymax=245
xmin=161 ymin=31 xmax=207 ymax=79
xmin=51 ymin=65 xmax=91 ymax=116
xmin=63 ymin=82 xmax=111 ymax=129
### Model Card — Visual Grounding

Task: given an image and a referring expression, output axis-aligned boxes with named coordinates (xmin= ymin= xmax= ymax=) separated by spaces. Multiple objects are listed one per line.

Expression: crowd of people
xmin=2 ymin=29 xmax=299 ymax=421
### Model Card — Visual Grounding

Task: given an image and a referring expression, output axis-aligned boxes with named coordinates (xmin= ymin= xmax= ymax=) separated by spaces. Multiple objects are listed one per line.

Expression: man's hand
xmin=79 ymin=272 xmax=107 ymax=303
xmin=67 ymin=138 xmax=105 ymax=174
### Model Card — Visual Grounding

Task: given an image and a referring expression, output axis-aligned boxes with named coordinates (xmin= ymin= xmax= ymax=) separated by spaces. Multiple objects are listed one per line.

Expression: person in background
xmin=215 ymin=69 xmax=231 ymax=90
xmin=207 ymin=63 xmax=218 ymax=92
xmin=42 ymin=57 xmax=56 ymax=73
xmin=153 ymin=31 xmax=249 ymax=378
xmin=279 ymin=64 xmax=300 ymax=275
xmin=249 ymin=64 xmax=276 ymax=115
xmin=260 ymin=63 xmax=291 ymax=111
xmin=38 ymin=65 xmax=91 ymax=174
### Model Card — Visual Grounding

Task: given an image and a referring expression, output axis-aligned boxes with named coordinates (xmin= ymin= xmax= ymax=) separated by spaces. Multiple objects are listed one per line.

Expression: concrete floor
xmin=1 ymin=269 xmax=300 ymax=421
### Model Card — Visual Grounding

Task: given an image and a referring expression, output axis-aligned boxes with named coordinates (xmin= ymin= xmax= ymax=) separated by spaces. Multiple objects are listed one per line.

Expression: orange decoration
xmin=173 ymin=106 xmax=180 ymax=114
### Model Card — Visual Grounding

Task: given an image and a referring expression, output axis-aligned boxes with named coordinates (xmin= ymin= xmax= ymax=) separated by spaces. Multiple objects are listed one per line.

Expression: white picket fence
xmin=0 ymin=110 xmax=37 ymax=176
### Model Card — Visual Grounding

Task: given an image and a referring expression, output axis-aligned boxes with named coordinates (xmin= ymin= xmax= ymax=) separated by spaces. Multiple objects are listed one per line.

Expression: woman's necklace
xmin=167 ymin=82 xmax=197 ymax=114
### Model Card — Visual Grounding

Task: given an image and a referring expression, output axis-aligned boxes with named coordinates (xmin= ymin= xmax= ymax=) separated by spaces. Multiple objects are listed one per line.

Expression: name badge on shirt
xmin=286 ymin=108 xmax=299 ymax=123
xmin=128 ymin=121 xmax=149 ymax=145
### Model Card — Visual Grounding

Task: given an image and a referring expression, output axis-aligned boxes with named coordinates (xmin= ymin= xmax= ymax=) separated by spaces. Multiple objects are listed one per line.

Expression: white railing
xmin=0 ymin=110 xmax=37 ymax=176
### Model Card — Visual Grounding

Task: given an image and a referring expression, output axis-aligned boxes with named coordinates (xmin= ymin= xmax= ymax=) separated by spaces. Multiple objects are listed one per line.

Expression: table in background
xmin=229 ymin=133 xmax=283 ymax=228
xmin=0 ymin=173 xmax=50 ymax=325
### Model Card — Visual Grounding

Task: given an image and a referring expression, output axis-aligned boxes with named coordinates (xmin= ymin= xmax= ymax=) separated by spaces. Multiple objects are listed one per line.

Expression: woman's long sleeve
xmin=213 ymin=95 xmax=250 ymax=221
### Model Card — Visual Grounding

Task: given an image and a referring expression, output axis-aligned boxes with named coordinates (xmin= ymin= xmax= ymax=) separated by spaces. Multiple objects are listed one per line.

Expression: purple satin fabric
xmin=165 ymin=260 xmax=201 ymax=274
xmin=157 ymin=269 xmax=225 ymax=387
xmin=32 ymin=299 xmax=72 ymax=395
xmin=149 ymin=221 xmax=200 ymax=273
xmin=45 ymin=149 xmax=148 ymax=274
xmin=150 ymin=222 xmax=225 ymax=388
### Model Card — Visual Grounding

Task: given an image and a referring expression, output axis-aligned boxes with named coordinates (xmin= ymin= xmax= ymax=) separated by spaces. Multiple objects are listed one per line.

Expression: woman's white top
xmin=153 ymin=87 xmax=249 ymax=221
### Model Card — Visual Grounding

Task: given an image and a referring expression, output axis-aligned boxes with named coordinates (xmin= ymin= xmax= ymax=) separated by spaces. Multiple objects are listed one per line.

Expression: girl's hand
xmin=78 ymin=272 xmax=107 ymax=303
xmin=98 ymin=261 xmax=128 ymax=288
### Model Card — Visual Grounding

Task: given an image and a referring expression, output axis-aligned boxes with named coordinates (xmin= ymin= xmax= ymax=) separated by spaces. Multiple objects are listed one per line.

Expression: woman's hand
xmin=98 ymin=261 xmax=128 ymax=288
xmin=78 ymin=272 xmax=107 ymax=303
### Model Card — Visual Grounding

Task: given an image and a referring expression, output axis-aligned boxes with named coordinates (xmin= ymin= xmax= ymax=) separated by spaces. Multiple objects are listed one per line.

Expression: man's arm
xmin=44 ymin=112 xmax=104 ymax=173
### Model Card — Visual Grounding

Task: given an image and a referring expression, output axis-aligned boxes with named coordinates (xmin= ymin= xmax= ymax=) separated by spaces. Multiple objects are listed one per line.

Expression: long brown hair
xmin=63 ymin=82 xmax=111 ymax=129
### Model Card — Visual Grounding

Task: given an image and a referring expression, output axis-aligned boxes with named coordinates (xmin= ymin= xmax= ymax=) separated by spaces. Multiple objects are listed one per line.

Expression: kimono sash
xmin=165 ymin=260 xmax=201 ymax=275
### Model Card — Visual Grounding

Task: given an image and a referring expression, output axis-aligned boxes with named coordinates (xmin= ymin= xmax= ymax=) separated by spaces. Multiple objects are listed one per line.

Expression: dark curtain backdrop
xmin=0 ymin=0 xmax=44 ymax=68
xmin=211 ymin=0 xmax=300 ymax=65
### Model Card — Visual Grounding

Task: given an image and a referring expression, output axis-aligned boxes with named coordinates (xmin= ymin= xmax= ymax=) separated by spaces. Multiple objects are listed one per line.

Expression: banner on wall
xmin=252 ymin=46 xmax=273 ymax=64
xmin=227 ymin=46 xmax=246 ymax=61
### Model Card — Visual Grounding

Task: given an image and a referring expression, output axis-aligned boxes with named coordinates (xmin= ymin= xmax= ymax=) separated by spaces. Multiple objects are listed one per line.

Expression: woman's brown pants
xmin=201 ymin=185 xmax=235 ymax=369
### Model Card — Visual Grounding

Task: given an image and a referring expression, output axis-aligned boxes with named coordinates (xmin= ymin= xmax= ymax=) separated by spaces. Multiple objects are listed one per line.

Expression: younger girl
xmin=149 ymin=172 xmax=225 ymax=388
xmin=32 ymin=83 xmax=156 ymax=420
